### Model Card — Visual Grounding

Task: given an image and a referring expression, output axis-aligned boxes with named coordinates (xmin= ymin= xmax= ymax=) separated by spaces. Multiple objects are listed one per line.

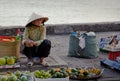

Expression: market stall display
xmin=0 ymin=35 xmax=21 ymax=69
xmin=99 ymin=34 xmax=120 ymax=71
xmin=33 ymin=67 xmax=103 ymax=80
xmin=0 ymin=67 xmax=104 ymax=81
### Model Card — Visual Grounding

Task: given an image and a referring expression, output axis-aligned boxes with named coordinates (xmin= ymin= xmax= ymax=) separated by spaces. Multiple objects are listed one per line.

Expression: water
xmin=0 ymin=0 xmax=120 ymax=26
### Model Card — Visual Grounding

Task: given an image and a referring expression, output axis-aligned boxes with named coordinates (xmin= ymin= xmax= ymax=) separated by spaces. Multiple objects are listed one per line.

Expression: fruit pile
xmin=69 ymin=67 xmax=102 ymax=79
xmin=33 ymin=68 xmax=69 ymax=79
xmin=0 ymin=67 xmax=103 ymax=81
xmin=0 ymin=56 xmax=17 ymax=65
xmin=0 ymin=70 xmax=31 ymax=81
xmin=49 ymin=67 xmax=69 ymax=78
xmin=34 ymin=70 xmax=51 ymax=79
xmin=33 ymin=67 xmax=102 ymax=79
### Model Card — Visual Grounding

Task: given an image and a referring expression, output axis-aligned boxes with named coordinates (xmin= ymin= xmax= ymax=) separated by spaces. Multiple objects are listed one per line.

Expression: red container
xmin=108 ymin=51 xmax=120 ymax=60
xmin=0 ymin=36 xmax=15 ymax=42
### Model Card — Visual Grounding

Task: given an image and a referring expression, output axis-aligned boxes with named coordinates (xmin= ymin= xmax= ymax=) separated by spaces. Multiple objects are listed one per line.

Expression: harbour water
xmin=0 ymin=0 xmax=120 ymax=26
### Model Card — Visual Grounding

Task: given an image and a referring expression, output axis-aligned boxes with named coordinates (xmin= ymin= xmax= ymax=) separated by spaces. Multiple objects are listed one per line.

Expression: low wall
xmin=0 ymin=22 xmax=120 ymax=35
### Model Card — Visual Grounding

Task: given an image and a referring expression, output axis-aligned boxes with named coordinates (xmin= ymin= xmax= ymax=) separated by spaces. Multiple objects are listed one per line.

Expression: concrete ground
xmin=1 ymin=31 xmax=120 ymax=81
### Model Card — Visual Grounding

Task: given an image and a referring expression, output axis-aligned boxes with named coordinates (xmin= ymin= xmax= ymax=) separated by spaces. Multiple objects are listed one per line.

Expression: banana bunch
xmin=87 ymin=68 xmax=101 ymax=75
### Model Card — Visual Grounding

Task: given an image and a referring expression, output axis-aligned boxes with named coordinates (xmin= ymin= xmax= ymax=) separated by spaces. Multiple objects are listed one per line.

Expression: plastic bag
xmin=79 ymin=36 xmax=85 ymax=49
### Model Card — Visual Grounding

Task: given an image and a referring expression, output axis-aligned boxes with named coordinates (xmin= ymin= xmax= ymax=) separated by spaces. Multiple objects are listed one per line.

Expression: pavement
xmin=1 ymin=31 xmax=120 ymax=81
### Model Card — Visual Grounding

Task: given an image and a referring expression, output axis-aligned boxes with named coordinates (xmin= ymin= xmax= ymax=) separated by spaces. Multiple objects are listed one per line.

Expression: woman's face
xmin=32 ymin=19 xmax=43 ymax=26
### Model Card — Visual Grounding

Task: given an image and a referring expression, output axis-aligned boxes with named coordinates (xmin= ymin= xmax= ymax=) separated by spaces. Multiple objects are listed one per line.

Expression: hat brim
xmin=31 ymin=17 xmax=48 ymax=23
xmin=26 ymin=17 xmax=48 ymax=27
xmin=39 ymin=17 xmax=49 ymax=22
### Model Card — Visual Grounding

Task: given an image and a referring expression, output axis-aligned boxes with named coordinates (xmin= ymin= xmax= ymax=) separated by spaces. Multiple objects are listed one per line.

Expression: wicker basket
xmin=0 ymin=36 xmax=21 ymax=59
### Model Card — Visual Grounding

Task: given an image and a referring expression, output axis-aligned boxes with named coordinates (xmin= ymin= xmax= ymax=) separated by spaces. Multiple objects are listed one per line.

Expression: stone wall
xmin=0 ymin=22 xmax=120 ymax=35
xmin=47 ymin=22 xmax=120 ymax=34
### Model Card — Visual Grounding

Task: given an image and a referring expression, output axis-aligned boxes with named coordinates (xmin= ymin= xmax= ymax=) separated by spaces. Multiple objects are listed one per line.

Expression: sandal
xmin=41 ymin=61 xmax=49 ymax=67
xmin=27 ymin=61 xmax=34 ymax=66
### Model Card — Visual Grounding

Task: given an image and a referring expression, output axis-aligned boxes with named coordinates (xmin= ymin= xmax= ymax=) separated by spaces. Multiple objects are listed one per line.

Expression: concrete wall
xmin=0 ymin=22 xmax=120 ymax=36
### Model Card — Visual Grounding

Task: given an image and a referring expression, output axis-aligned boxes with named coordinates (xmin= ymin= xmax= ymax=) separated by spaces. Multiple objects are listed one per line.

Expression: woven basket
xmin=0 ymin=36 xmax=21 ymax=59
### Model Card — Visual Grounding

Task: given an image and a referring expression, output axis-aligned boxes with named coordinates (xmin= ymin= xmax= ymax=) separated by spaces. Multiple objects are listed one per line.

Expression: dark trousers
xmin=23 ymin=39 xmax=51 ymax=59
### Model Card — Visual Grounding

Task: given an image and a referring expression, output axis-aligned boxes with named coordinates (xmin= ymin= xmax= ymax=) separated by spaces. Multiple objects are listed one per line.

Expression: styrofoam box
xmin=35 ymin=77 xmax=69 ymax=81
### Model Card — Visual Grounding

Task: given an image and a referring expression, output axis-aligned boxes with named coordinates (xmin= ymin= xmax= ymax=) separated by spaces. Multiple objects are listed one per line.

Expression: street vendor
xmin=22 ymin=13 xmax=51 ymax=66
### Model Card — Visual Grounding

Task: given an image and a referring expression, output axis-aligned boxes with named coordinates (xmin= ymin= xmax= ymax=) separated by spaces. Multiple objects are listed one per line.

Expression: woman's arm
xmin=22 ymin=28 xmax=29 ymax=45
xmin=35 ymin=26 xmax=46 ymax=46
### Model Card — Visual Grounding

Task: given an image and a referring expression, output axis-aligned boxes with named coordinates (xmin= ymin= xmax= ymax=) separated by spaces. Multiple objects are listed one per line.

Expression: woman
xmin=22 ymin=13 xmax=51 ymax=66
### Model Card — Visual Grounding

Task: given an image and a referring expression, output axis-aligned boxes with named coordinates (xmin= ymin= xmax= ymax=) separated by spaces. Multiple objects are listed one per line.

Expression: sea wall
xmin=0 ymin=22 xmax=120 ymax=36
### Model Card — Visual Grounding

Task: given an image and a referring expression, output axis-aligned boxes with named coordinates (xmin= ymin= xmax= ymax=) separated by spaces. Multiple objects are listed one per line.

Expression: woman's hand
xmin=24 ymin=40 xmax=36 ymax=47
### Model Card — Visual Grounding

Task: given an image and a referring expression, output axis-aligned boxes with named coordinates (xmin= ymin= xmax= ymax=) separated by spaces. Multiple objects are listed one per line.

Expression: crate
xmin=0 ymin=36 xmax=21 ymax=59
xmin=108 ymin=51 xmax=120 ymax=61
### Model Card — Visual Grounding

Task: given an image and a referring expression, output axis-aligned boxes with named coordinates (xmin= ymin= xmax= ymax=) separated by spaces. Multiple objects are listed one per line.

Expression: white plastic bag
xmin=79 ymin=36 xmax=85 ymax=49
xmin=86 ymin=32 xmax=96 ymax=36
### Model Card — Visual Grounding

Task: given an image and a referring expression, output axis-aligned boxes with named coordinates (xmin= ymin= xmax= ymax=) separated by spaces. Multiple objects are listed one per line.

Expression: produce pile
xmin=68 ymin=67 xmax=103 ymax=79
xmin=33 ymin=67 xmax=103 ymax=79
xmin=34 ymin=70 xmax=51 ymax=79
xmin=0 ymin=67 xmax=103 ymax=81
xmin=0 ymin=71 xmax=31 ymax=81
xmin=0 ymin=56 xmax=17 ymax=65
xmin=34 ymin=68 xmax=69 ymax=79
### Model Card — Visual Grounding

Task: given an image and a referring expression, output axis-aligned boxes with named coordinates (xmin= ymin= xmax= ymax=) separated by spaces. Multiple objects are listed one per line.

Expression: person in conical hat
xmin=22 ymin=13 xmax=51 ymax=66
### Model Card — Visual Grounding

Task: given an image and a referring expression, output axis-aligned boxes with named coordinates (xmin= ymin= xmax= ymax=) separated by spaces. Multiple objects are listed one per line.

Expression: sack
xmin=68 ymin=35 xmax=81 ymax=57
xmin=68 ymin=33 xmax=98 ymax=59
xmin=79 ymin=34 xmax=98 ymax=58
